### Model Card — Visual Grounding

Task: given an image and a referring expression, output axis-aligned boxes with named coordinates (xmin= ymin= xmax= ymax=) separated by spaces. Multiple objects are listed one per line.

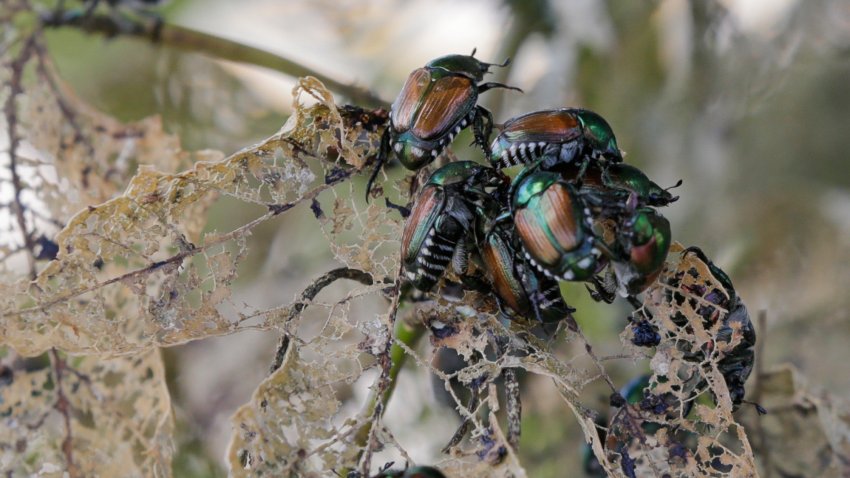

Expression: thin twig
xmin=442 ymin=391 xmax=481 ymax=454
xmin=4 ymin=34 xmax=39 ymax=279
xmin=50 ymin=349 xmax=78 ymax=478
xmin=269 ymin=267 xmax=373 ymax=373
xmin=754 ymin=309 xmax=770 ymax=477
xmin=357 ymin=268 xmax=405 ymax=476
xmin=504 ymin=367 xmax=521 ymax=452
xmin=40 ymin=12 xmax=387 ymax=107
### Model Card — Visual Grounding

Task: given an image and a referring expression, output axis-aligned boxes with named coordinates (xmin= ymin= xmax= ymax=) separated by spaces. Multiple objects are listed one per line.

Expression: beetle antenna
xmin=470 ymin=47 xmax=477 ymax=57
xmin=665 ymin=179 xmax=683 ymax=191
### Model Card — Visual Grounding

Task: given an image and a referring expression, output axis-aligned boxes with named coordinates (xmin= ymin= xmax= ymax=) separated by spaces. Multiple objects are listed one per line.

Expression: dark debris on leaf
xmin=324 ymin=167 xmax=350 ymax=184
xmin=33 ymin=235 xmax=59 ymax=261
xmin=310 ymin=198 xmax=324 ymax=219
xmin=618 ymin=446 xmax=637 ymax=478
xmin=609 ymin=392 xmax=626 ymax=408
xmin=631 ymin=320 xmax=661 ymax=347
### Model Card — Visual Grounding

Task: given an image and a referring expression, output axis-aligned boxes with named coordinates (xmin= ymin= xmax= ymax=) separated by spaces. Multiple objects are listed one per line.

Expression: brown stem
xmin=754 ymin=310 xmax=770 ymax=477
xmin=269 ymin=267 xmax=374 ymax=373
xmin=352 ymin=268 xmax=405 ymax=476
xmin=504 ymin=367 xmax=521 ymax=452
xmin=441 ymin=391 xmax=481 ymax=453
xmin=50 ymin=349 xmax=78 ymax=477
xmin=40 ymin=12 xmax=387 ymax=107
xmin=4 ymin=34 xmax=39 ymax=280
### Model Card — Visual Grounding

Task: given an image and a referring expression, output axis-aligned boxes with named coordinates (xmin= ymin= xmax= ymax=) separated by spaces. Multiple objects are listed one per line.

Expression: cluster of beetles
xmin=361 ymin=51 xmax=756 ymax=477
xmin=371 ymin=51 xmax=679 ymax=335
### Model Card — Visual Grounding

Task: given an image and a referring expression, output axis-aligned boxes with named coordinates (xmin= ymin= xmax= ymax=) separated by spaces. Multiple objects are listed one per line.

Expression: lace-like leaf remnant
xmin=1 ymin=75 xmax=383 ymax=357
xmin=0 ymin=350 xmax=173 ymax=477
xmin=606 ymin=243 xmax=758 ymax=477
xmin=738 ymin=366 xmax=850 ymax=476
xmin=227 ymin=342 xmax=360 ymax=476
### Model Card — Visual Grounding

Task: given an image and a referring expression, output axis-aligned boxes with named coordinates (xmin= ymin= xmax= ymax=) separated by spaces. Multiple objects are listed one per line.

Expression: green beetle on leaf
xmin=401 ymin=161 xmax=506 ymax=292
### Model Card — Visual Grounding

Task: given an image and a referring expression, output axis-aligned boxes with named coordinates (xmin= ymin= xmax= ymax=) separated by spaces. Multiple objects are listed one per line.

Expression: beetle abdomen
xmin=491 ymin=109 xmax=584 ymax=168
xmin=490 ymin=108 xmax=622 ymax=169
xmin=407 ymin=226 xmax=459 ymax=291
xmin=481 ymin=226 xmax=572 ymax=323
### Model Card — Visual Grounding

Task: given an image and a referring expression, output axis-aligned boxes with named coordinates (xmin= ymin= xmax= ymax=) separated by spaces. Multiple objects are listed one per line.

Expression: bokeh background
xmin=37 ymin=0 xmax=850 ymax=475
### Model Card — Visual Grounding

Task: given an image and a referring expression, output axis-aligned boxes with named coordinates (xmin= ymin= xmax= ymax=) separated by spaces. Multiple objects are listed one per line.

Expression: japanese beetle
xmin=479 ymin=220 xmax=575 ymax=324
xmin=489 ymin=108 xmax=622 ymax=171
xmin=611 ymin=207 xmax=672 ymax=296
xmin=508 ymin=168 xmax=610 ymax=281
xmin=401 ymin=161 xmax=505 ymax=291
xmin=558 ymin=162 xmax=679 ymax=209
xmin=682 ymin=247 xmax=755 ymax=408
xmin=366 ymin=51 xmax=521 ymax=199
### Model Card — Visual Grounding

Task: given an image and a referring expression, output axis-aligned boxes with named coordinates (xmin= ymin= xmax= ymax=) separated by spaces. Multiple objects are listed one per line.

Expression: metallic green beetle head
xmin=395 ymin=140 xmax=433 ymax=170
xmin=511 ymin=168 xmax=561 ymax=209
xmin=613 ymin=208 xmax=671 ymax=296
xmin=427 ymin=160 xmax=486 ymax=186
xmin=427 ymin=53 xmax=507 ymax=82
xmin=576 ymin=109 xmax=622 ymax=162
xmin=608 ymin=164 xmax=678 ymax=207
xmin=510 ymin=169 xmax=607 ymax=282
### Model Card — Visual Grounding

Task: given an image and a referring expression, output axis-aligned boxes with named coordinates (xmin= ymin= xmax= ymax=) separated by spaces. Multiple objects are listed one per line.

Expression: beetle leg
xmin=626 ymin=295 xmax=644 ymax=310
xmin=365 ymin=130 xmax=391 ymax=202
xmin=527 ymin=286 xmax=546 ymax=323
xmin=492 ymin=210 xmax=513 ymax=227
xmin=477 ymin=82 xmax=523 ymax=94
xmin=472 ymin=106 xmax=495 ymax=157
xmin=459 ymin=274 xmax=493 ymax=294
xmin=451 ymin=239 xmax=469 ymax=275
xmin=574 ymin=156 xmax=591 ymax=188
xmin=590 ymin=236 xmax=618 ymax=261
xmin=478 ymin=56 xmax=512 ymax=68
xmin=586 ymin=275 xmax=617 ymax=304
